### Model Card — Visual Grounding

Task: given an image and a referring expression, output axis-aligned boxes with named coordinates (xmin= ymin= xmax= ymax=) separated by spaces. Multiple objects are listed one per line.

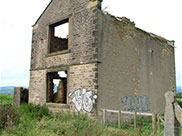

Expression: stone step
xmin=47 ymin=107 xmax=71 ymax=113
xmin=45 ymin=103 xmax=70 ymax=109
xmin=45 ymin=103 xmax=71 ymax=114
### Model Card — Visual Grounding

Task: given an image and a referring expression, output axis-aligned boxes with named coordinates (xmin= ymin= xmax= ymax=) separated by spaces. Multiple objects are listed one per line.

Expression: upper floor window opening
xmin=49 ymin=19 xmax=69 ymax=53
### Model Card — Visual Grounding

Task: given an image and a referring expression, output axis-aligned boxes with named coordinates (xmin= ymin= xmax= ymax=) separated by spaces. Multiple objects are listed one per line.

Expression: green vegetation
xmin=0 ymin=94 xmax=14 ymax=104
xmin=105 ymin=116 xmax=164 ymax=136
xmin=0 ymin=104 xmax=20 ymax=129
xmin=0 ymin=103 xmax=164 ymax=136
xmin=176 ymin=98 xmax=182 ymax=102
xmin=176 ymin=93 xmax=182 ymax=107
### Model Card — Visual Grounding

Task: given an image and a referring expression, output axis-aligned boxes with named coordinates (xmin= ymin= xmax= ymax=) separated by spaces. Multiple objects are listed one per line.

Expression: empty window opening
xmin=47 ymin=71 xmax=67 ymax=104
xmin=49 ymin=19 xmax=69 ymax=53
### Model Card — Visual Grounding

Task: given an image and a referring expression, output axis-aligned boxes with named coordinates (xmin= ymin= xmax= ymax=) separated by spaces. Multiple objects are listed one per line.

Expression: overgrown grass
xmin=105 ymin=116 xmax=164 ymax=136
xmin=176 ymin=98 xmax=182 ymax=103
xmin=0 ymin=104 xmax=164 ymax=136
xmin=0 ymin=94 xmax=14 ymax=105
xmin=176 ymin=93 xmax=182 ymax=107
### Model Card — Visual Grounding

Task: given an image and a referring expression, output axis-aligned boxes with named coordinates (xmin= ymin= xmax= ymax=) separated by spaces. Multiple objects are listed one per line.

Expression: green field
xmin=0 ymin=94 xmax=14 ymax=104
xmin=177 ymin=98 xmax=182 ymax=102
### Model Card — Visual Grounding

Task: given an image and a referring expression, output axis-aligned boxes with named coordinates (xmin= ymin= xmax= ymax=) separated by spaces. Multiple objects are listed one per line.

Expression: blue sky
xmin=0 ymin=0 xmax=181 ymax=87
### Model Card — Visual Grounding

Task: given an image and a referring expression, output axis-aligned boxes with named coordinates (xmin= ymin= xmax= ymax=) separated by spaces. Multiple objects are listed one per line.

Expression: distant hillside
xmin=0 ymin=86 xmax=28 ymax=96
xmin=0 ymin=86 xmax=14 ymax=95
xmin=177 ymin=86 xmax=182 ymax=93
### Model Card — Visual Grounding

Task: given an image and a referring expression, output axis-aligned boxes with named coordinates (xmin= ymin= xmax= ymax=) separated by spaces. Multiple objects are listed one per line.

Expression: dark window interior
xmin=47 ymin=71 xmax=67 ymax=104
xmin=49 ymin=19 xmax=69 ymax=53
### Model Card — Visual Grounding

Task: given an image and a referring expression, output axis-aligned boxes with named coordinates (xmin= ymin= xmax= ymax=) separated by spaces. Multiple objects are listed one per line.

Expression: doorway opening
xmin=47 ymin=71 xmax=67 ymax=104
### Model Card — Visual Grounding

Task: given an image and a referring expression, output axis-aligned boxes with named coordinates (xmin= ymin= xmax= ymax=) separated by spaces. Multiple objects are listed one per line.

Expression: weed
xmin=0 ymin=104 xmax=20 ymax=129
xmin=0 ymin=95 xmax=14 ymax=105
xmin=18 ymin=103 xmax=51 ymax=120
xmin=0 ymin=104 xmax=165 ymax=136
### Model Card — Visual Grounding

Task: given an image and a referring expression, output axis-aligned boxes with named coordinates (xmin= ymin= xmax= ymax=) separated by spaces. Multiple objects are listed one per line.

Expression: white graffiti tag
xmin=69 ymin=89 xmax=97 ymax=112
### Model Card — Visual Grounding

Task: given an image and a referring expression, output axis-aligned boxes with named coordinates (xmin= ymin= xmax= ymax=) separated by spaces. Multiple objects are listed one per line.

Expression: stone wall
xmin=29 ymin=0 xmax=100 ymax=112
xmin=68 ymin=63 xmax=98 ymax=113
xmin=51 ymin=37 xmax=68 ymax=52
xmin=29 ymin=70 xmax=47 ymax=105
xmin=30 ymin=0 xmax=99 ymax=71
xmin=14 ymin=87 xmax=28 ymax=108
xmin=29 ymin=0 xmax=176 ymax=116
xmin=164 ymin=91 xmax=181 ymax=136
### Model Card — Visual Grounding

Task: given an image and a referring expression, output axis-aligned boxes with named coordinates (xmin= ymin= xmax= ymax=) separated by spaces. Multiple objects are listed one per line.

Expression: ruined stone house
xmin=29 ymin=0 xmax=176 ymax=116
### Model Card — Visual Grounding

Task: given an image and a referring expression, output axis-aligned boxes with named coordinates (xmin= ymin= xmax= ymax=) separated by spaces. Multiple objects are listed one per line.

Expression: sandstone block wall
xmin=29 ymin=70 xmax=47 ymax=105
xmin=68 ymin=63 xmax=98 ymax=113
xmin=30 ymin=0 xmax=99 ymax=71
xmin=52 ymin=37 xmax=68 ymax=52
xmin=29 ymin=0 xmax=100 ymax=114
xmin=14 ymin=87 xmax=29 ymax=108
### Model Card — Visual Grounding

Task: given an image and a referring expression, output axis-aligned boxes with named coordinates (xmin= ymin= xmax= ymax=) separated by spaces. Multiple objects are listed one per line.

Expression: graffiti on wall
xmin=69 ymin=88 xmax=97 ymax=112
xmin=121 ymin=96 xmax=151 ymax=112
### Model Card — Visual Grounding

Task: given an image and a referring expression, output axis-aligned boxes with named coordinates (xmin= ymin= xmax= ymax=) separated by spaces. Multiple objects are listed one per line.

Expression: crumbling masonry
xmin=29 ymin=0 xmax=176 ymax=116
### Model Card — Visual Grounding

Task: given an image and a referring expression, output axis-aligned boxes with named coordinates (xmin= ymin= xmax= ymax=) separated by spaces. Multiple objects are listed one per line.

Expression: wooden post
xmin=152 ymin=113 xmax=156 ymax=134
xmin=134 ymin=111 xmax=137 ymax=130
xmin=103 ymin=109 xmax=106 ymax=123
xmin=157 ymin=114 xmax=160 ymax=134
xmin=118 ymin=110 xmax=121 ymax=128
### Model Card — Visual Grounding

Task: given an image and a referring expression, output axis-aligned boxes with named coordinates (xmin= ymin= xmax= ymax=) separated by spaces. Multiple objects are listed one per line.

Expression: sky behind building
xmin=0 ymin=0 xmax=181 ymax=87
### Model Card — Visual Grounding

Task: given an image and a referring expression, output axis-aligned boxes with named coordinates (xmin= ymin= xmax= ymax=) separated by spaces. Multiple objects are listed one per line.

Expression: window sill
xmin=46 ymin=49 xmax=70 ymax=57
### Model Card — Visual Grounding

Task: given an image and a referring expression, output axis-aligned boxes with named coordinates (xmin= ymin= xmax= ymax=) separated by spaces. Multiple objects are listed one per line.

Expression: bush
xmin=0 ymin=104 xmax=20 ymax=129
xmin=19 ymin=103 xmax=51 ymax=119
xmin=71 ymin=113 xmax=104 ymax=136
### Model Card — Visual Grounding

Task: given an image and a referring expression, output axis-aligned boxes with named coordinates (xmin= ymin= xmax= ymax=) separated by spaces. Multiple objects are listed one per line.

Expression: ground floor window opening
xmin=47 ymin=71 xmax=67 ymax=104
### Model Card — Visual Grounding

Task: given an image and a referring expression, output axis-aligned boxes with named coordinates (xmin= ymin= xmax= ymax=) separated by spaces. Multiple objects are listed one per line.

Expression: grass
xmin=0 ymin=94 xmax=14 ymax=105
xmin=176 ymin=93 xmax=182 ymax=107
xmin=105 ymin=116 xmax=164 ymax=136
xmin=176 ymin=98 xmax=182 ymax=102
xmin=0 ymin=103 xmax=165 ymax=136
xmin=176 ymin=93 xmax=182 ymax=101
